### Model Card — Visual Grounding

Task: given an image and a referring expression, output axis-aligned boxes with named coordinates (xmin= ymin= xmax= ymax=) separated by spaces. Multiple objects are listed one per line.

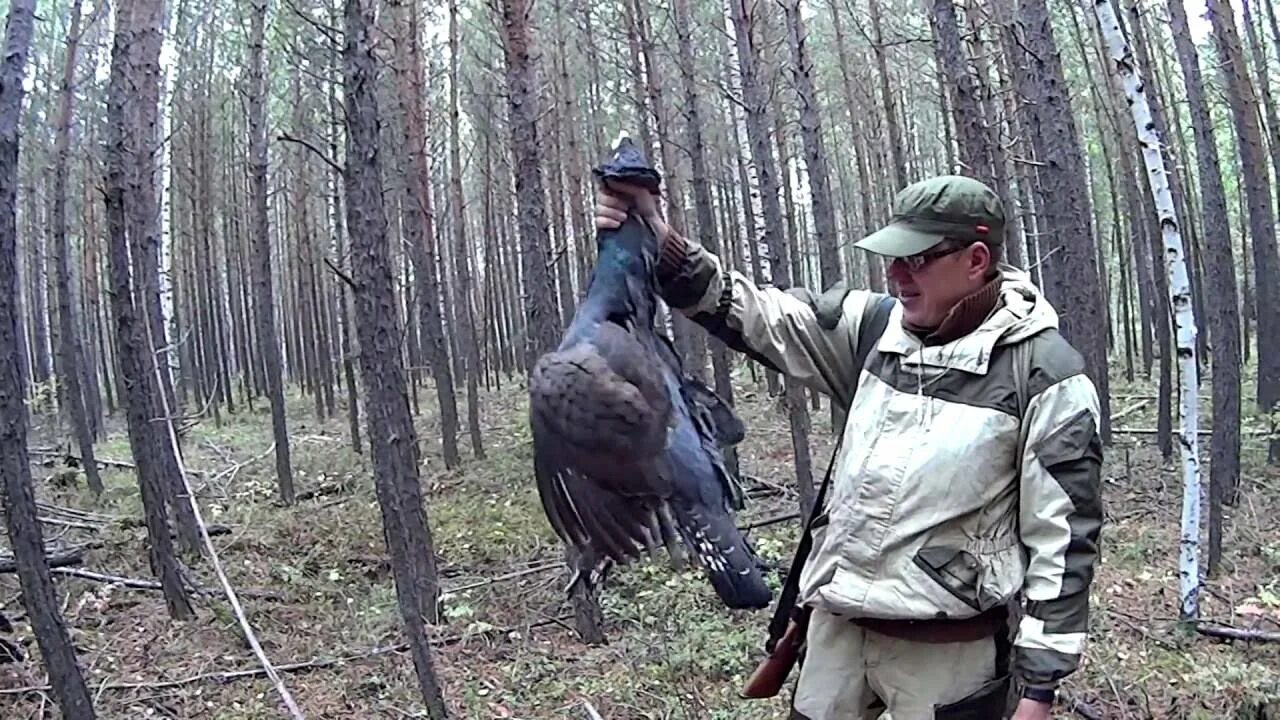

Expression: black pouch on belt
xmin=934 ymin=614 xmax=1015 ymax=719
xmin=932 ymin=673 xmax=1011 ymax=720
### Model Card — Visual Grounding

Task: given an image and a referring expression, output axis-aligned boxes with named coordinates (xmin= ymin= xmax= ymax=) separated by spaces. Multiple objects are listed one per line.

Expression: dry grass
xmin=1 ymin=365 xmax=1278 ymax=719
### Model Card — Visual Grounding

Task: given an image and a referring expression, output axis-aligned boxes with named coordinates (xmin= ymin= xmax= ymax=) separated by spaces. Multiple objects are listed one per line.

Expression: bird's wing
xmin=681 ymin=374 xmax=746 ymax=448
xmin=529 ymin=320 xmax=684 ymax=564
xmin=532 ymin=423 xmax=678 ymax=564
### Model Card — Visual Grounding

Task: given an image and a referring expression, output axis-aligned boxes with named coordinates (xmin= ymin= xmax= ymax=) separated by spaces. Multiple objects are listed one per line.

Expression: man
xmin=594 ymin=175 xmax=1103 ymax=720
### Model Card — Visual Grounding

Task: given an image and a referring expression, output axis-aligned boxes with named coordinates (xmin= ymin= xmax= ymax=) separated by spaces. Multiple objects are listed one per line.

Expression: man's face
xmin=886 ymin=240 xmax=992 ymax=328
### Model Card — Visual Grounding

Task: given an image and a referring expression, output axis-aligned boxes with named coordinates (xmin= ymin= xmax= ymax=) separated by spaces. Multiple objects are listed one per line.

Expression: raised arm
xmin=654 ymin=229 xmax=874 ymax=408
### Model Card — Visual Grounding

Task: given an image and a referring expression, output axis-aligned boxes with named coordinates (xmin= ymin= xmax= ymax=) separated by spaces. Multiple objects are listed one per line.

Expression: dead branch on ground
xmin=0 ymin=613 xmax=575 ymax=697
xmin=1059 ymin=691 xmax=1107 ymax=720
xmin=45 ymin=566 xmax=285 ymax=601
xmin=1194 ymin=622 xmax=1280 ymax=643
xmin=739 ymin=512 xmax=800 ymax=532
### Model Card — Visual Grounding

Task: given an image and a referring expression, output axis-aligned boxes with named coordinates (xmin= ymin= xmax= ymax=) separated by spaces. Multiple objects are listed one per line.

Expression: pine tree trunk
xmin=387 ymin=0 xmax=461 ymax=469
xmin=105 ymin=0 xmax=193 ymax=619
xmin=674 ymin=0 xmax=738 ymax=473
xmin=127 ymin=0 xmax=176 ymax=416
xmin=1209 ymin=0 xmax=1280 ymax=465
xmin=499 ymin=0 xmax=601 ymax=645
xmin=50 ymin=0 xmax=101 ymax=495
xmin=449 ymin=0 xmax=483 ymax=460
xmin=632 ymin=0 xmax=706 ymax=378
xmin=1244 ymin=0 xmax=1280 ymax=219
xmin=342 ymin=0 xmax=448 ymax=713
xmin=869 ymin=0 xmax=907 ymax=190
xmin=1007 ymin=0 xmax=1112 ymax=439
xmin=728 ymin=0 xmax=815 ymax=514
xmin=784 ymin=0 xmax=844 ymax=430
xmin=1 ymin=0 xmax=98 ymax=713
xmin=248 ymin=0 xmax=295 ymax=503
xmin=934 ymin=0 xmax=994 ymax=183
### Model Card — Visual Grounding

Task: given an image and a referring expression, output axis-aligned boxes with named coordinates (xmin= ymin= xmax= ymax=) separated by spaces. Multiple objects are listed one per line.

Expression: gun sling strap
xmin=764 ymin=292 xmax=896 ymax=650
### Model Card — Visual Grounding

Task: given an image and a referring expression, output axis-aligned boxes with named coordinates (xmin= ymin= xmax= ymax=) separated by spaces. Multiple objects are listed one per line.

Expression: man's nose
xmin=886 ymin=258 xmax=911 ymax=283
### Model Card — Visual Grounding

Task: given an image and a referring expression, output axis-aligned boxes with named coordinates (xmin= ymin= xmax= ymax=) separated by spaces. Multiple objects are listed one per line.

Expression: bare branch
xmin=278 ymin=132 xmax=344 ymax=174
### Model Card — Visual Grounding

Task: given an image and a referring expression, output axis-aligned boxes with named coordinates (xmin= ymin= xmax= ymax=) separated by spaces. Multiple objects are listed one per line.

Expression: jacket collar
xmin=876 ymin=269 xmax=1049 ymax=375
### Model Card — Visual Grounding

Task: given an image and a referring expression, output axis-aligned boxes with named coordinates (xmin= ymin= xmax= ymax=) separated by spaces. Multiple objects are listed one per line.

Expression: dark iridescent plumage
xmin=528 ymin=138 xmax=770 ymax=610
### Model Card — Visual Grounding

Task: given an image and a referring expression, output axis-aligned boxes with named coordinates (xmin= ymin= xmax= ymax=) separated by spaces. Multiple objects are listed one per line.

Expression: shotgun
xmin=739 ymin=610 xmax=809 ymax=698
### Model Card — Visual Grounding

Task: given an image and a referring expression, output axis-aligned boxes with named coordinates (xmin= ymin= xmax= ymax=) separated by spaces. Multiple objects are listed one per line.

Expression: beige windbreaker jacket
xmin=657 ymin=241 xmax=1103 ymax=692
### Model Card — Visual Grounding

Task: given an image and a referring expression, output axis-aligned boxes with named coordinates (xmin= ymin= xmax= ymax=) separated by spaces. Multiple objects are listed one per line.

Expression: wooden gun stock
xmin=739 ymin=617 xmax=805 ymax=699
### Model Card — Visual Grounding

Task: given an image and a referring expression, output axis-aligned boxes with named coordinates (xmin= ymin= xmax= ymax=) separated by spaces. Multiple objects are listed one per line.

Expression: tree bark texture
xmin=1007 ymin=0 xmax=1112 ymax=439
xmin=933 ymin=0 xmax=995 ymax=185
xmin=342 ymin=0 xmax=448 ymax=713
xmin=1170 ymin=0 xmax=1241 ymax=532
xmin=1092 ymin=0 xmax=1202 ymax=618
xmin=50 ymin=0 xmax=102 ymax=495
xmin=499 ymin=0 xmax=603 ymax=646
xmin=248 ymin=0 xmax=295 ymax=503
xmin=727 ymin=0 xmax=815 ymax=514
xmin=449 ymin=0 xmax=484 ymax=460
xmin=1209 ymin=0 xmax=1280 ymax=465
xmin=105 ymin=0 xmax=193 ymax=620
xmin=499 ymin=0 xmax=559 ymax=369
xmin=388 ymin=0 xmax=460 ymax=470
xmin=674 ymin=0 xmax=738 ymax=473
xmin=0 ymin=0 xmax=98 ymax=714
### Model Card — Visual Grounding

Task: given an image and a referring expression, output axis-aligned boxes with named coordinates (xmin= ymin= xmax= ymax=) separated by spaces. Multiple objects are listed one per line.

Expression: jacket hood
xmin=989 ymin=263 xmax=1059 ymax=346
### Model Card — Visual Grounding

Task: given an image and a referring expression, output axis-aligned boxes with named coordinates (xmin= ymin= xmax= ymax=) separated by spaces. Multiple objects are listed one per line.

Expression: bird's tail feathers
xmin=671 ymin=502 xmax=772 ymax=610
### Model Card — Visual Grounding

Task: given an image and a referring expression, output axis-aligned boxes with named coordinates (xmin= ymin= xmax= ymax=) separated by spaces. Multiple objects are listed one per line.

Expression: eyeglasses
xmin=896 ymin=241 xmax=975 ymax=272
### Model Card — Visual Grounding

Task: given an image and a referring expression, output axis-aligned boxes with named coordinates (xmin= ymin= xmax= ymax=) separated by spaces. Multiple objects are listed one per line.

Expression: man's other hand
xmin=1010 ymin=698 xmax=1052 ymax=720
xmin=594 ymin=181 xmax=668 ymax=242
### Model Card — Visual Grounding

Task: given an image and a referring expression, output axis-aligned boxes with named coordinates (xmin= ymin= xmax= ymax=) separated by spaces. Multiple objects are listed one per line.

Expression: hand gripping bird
xmin=528 ymin=136 xmax=772 ymax=611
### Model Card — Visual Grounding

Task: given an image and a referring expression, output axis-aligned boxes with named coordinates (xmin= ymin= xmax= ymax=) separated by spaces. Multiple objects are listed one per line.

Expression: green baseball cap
xmin=855 ymin=175 xmax=1005 ymax=257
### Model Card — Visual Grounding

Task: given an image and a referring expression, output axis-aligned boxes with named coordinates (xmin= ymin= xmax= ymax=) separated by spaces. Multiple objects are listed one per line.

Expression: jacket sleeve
xmin=654 ymin=233 xmax=871 ymax=407
xmin=1013 ymin=371 xmax=1104 ymax=691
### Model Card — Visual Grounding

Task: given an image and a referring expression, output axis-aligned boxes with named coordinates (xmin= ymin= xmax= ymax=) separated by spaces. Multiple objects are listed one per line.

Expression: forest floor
xmin=2 ymin=364 xmax=1279 ymax=719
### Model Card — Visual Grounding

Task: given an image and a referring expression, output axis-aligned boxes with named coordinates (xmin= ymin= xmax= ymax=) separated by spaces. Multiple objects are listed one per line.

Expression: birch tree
xmin=1092 ymin=0 xmax=1201 ymax=619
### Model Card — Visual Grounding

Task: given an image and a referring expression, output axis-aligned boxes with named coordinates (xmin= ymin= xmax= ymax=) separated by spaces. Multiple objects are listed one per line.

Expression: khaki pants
xmin=790 ymin=609 xmax=998 ymax=720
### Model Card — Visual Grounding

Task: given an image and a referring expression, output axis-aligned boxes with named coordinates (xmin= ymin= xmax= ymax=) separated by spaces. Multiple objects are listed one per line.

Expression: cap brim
xmin=853 ymin=222 xmax=946 ymax=257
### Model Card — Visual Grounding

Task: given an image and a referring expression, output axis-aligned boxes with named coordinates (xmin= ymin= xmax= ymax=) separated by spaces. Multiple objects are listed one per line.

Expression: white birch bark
xmin=158 ymin=9 xmax=177 ymax=378
xmin=1091 ymin=0 xmax=1203 ymax=619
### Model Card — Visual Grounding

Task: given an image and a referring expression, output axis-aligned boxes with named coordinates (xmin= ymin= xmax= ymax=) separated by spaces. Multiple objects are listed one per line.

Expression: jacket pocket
xmin=913 ymin=546 xmax=982 ymax=611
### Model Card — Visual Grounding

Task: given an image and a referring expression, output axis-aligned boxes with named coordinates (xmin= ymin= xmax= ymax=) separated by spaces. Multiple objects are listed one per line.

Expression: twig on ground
xmin=47 ymin=566 xmax=285 ymax=601
xmin=1194 ymin=622 xmax=1280 ymax=643
xmin=0 ymin=549 xmax=84 ymax=573
xmin=1059 ymin=691 xmax=1106 ymax=720
xmin=740 ymin=474 xmax=797 ymax=499
xmin=35 ymin=502 xmax=118 ymax=523
xmin=51 ymin=567 xmax=164 ymax=590
xmin=145 ymin=346 xmax=304 ymax=720
xmin=1111 ymin=398 xmax=1149 ymax=423
xmin=581 ymin=699 xmax=606 ymax=720
xmin=37 ymin=515 xmax=101 ymax=531
xmin=28 ymin=448 xmax=136 ymax=470
xmin=0 ymin=614 xmax=576 ymax=697
xmin=443 ymin=562 xmax=565 ymax=594
xmin=1112 ymin=427 xmax=1212 ymax=436
xmin=739 ymin=512 xmax=800 ymax=532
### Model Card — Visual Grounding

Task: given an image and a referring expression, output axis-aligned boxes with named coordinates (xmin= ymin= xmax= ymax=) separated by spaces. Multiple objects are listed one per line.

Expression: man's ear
xmin=968 ymin=242 xmax=992 ymax=281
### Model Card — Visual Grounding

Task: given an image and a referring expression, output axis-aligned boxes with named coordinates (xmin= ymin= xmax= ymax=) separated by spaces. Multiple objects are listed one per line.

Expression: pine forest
xmin=0 ymin=0 xmax=1278 ymax=716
